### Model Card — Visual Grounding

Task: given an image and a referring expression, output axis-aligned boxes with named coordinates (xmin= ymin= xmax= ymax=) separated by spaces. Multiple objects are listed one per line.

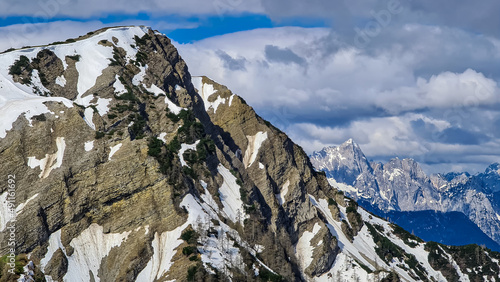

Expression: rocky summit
xmin=1 ymin=26 xmax=500 ymax=281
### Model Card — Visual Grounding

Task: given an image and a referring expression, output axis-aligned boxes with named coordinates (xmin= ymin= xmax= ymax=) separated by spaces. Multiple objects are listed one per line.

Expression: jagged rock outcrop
xmin=0 ymin=26 xmax=499 ymax=282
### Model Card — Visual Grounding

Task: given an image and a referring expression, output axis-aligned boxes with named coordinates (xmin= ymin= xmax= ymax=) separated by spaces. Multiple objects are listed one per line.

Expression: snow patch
xmin=145 ymin=83 xmax=165 ymax=96
xmin=217 ymin=164 xmax=247 ymax=224
xmin=132 ymin=65 xmax=147 ymax=86
xmin=83 ymin=107 xmax=95 ymax=130
xmin=84 ymin=141 xmax=94 ymax=152
xmin=108 ymin=143 xmax=122 ymax=160
xmin=192 ymin=76 xmax=227 ymax=113
xmin=136 ymin=227 xmax=186 ymax=281
xmin=0 ymin=96 xmax=73 ymax=139
xmin=31 ymin=69 xmax=50 ymax=95
xmin=296 ymin=223 xmax=321 ymax=269
xmin=0 ymin=192 xmax=13 ymax=231
xmin=27 ymin=137 xmax=66 ymax=178
xmin=55 ymin=75 xmax=66 ymax=87
xmin=64 ymin=224 xmax=131 ymax=282
xmin=178 ymin=141 xmax=200 ymax=167
xmin=16 ymin=193 xmax=39 ymax=215
xmin=259 ymin=162 xmax=265 ymax=170
xmin=165 ymin=96 xmax=183 ymax=115
xmin=95 ymin=98 xmax=111 ymax=116
xmin=40 ymin=230 xmax=66 ymax=274
xmin=113 ymin=75 xmax=127 ymax=95
xmin=276 ymin=180 xmax=290 ymax=205
xmin=158 ymin=132 xmax=167 ymax=143
xmin=243 ymin=131 xmax=268 ymax=168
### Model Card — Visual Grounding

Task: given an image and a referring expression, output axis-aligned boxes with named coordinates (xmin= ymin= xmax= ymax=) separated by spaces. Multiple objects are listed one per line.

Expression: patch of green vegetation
xmin=189 ymin=255 xmax=199 ymax=261
xmin=2 ymin=48 xmax=16 ymax=53
xmin=95 ymin=131 xmax=105 ymax=139
xmin=181 ymin=229 xmax=198 ymax=243
xmin=183 ymin=166 xmax=197 ymax=180
xmin=107 ymin=113 xmax=117 ymax=120
xmin=134 ymin=51 xmax=148 ymax=67
xmin=0 ymin=254 xmax=27 ymax=276
xmin=134 ymin=34 xmax=151 ymax=46
xmin=182 ymin=246 xmax=197 ymax=256
xmin=244 ymin=204 xmax=257 ymax=214
xmin=65 ymin=38 xmax=76 ymax=43
xmin=67 ymin=54 xmax=80 ymax=61
xmin=167 ymin=136 xmax=181 ymax=153
xmin=166 ymin=110 xmax=181 ymax=122
xmin=148 ymin=137 xmax=163 ymax=157
xmin=328 ymin=198 xmax=337 ymax=206
xmin=346 ymin=200 xmax=358 ymax=213
xmin=240 ymin=188 xmax=248 ymax=202
xmin=182 ymin=149 xmax=198 ymax=166
xmin=31 ymin=114 xmax=46 ymax=121
xmin=374 ymin=224 xmax=385 ymax=233
xmin=258 ymin=268 xmax=284 ymax=282
xmin=391 ymin=224 xmax=423 ymax=248
xmin=9 ymin=55 xmax=31 ymax=76
xmin=186 ymin=265 xmax=197 ymax=281
xmin=115 ymin=88 xmax=137 ymax=102
xmin=21 ymin=77 xmax=31 ymax=85
xmin=111 ymin=103 xmax=134 ymax=113
xmin=195 ymin=137 xmax=215 ymax=161
xmin=354 ymin=259 xmax=373 ymax=274
xmin=128 ymin=113 xmax=147 ymax=140
xmin=367 ymin=222 xmax=428 ymax=281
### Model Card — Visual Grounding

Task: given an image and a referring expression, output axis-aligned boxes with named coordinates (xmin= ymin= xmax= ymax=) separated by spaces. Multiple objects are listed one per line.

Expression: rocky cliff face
xmin=311 ymin=139 xmax=500 ymax=246
xmin=0 ymin=26 xmax=499 ymax=282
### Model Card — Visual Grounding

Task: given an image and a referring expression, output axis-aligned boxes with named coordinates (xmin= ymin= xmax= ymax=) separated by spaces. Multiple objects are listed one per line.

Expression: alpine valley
xmin=1 ymin=26 xmax=500 ymax=282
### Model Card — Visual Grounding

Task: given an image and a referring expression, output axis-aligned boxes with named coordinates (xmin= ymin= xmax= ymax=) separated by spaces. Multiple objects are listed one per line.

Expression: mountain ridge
xmin=311 ymin=139 xmax=500 ymax=248
xmin=0 ymin=26 xmax=499 ymax=281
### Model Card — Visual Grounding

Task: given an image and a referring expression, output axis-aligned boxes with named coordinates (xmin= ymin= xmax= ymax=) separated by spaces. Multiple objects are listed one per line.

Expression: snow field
xmin=243 ymin=131 xmax=268 ymax=168
xmin=27 ymin=137 xmax=66 ymax=178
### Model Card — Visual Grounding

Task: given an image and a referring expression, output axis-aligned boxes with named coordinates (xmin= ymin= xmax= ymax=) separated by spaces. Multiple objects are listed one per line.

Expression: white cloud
xmin=177 ymin=26 xmax=500 ymax=173
xmin=1 ymin=20 xmax=497 ymax=173
xmin=0 ymin=21 xmax=105 ymax=51
xmin=0 ymin=0 xmax=263 ymax=18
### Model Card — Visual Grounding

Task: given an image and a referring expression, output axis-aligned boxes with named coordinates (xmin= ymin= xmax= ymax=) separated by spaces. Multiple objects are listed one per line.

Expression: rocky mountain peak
xmin=312 ymin=140 xmax=500 ymax=249
xmin=485 ymin=162 xmax=500 ymax=175
xmin=310 ymin=139 xmax=372 ymax=185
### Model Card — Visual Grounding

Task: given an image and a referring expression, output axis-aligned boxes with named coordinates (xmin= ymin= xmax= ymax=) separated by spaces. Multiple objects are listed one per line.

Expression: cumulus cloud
xmin=2 ymin=14 xmax=498 ymax=174
xmin=0 ymin=0 xmax=263 ymax=18
xmin=0 ymin=21 xmax=105 ymax=51
xmin=177 ymin=26 xmax=500 ymax=173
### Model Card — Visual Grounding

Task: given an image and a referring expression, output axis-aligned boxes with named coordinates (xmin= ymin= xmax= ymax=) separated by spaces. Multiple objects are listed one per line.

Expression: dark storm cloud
xmin=216 ymin=50 xmax=247 ymax=71
xmin=264 ymin=45 xmax=306 ymax=66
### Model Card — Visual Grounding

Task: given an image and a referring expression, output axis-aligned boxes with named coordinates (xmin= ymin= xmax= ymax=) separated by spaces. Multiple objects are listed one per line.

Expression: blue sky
xmin=0 ymin=0 xmax=499 ymax=174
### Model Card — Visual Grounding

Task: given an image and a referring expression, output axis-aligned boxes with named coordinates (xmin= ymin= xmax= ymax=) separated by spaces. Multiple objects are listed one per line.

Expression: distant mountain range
xmin=311 ymin=139 xmax=500 ymax=250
